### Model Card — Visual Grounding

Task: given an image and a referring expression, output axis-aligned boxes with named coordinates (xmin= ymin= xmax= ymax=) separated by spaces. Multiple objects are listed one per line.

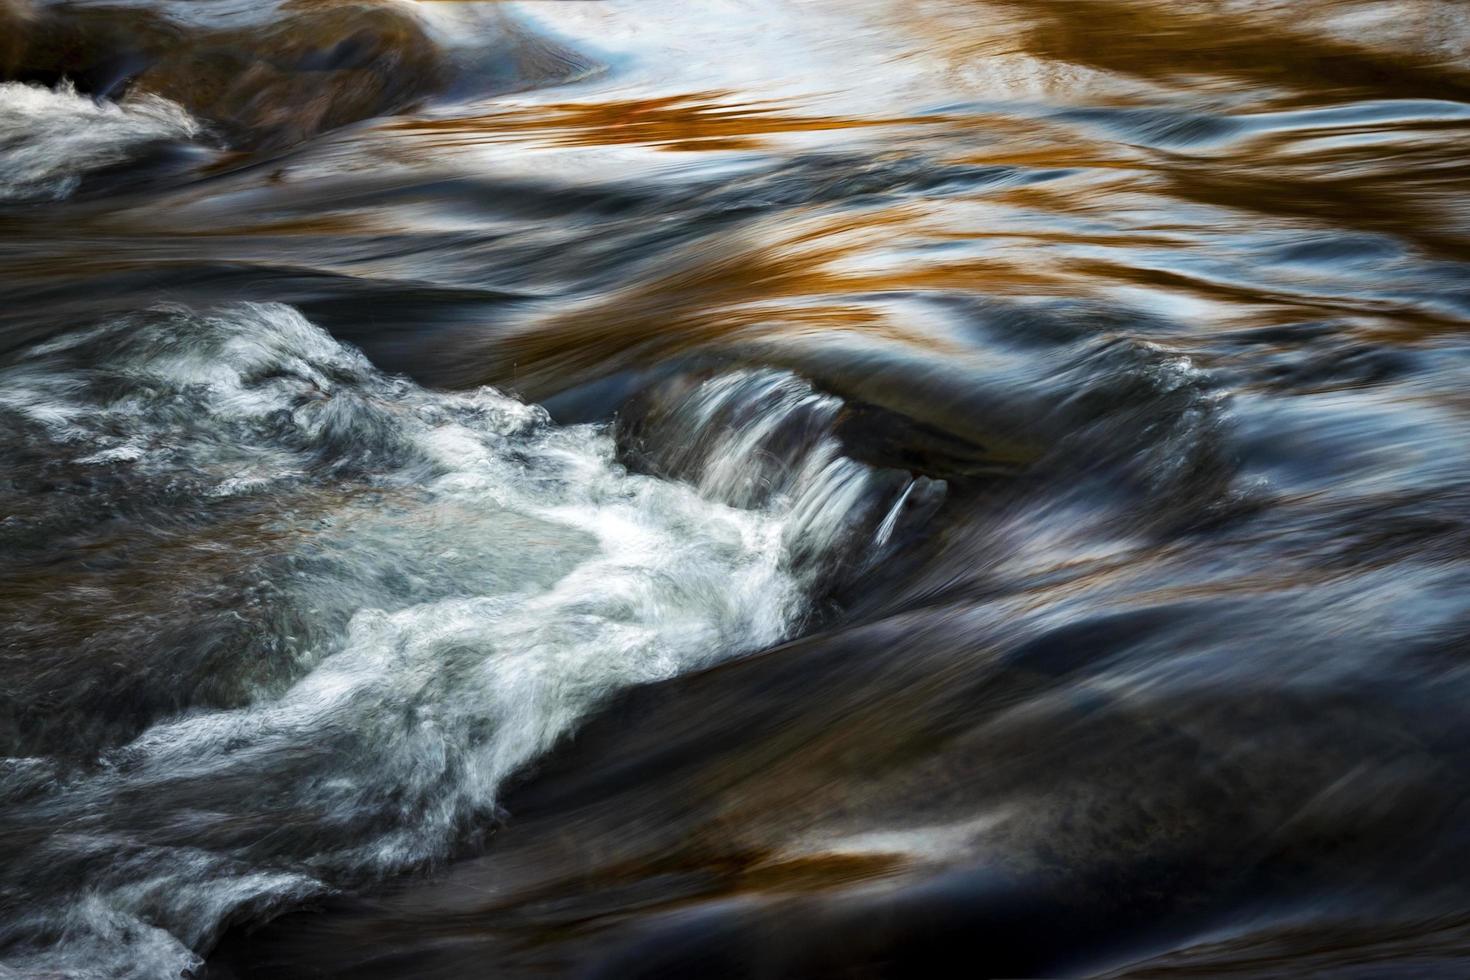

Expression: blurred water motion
xmin=2 ymin=0 xmax=1470 ymax=977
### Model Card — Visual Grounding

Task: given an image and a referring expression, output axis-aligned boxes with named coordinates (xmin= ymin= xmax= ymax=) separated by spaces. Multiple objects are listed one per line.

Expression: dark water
xmin=2 ymin=1 xmax=1470 ymax=976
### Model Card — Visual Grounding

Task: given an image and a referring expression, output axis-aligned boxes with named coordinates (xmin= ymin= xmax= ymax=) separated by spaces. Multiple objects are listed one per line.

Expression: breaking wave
xmin=0 ymin=303 xmax=891 ymax=976
xmin=0 ymin=81 xmax=199 ymax=202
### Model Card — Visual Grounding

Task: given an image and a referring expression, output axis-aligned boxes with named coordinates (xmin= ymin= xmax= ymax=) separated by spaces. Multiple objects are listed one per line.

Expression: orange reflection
xmin=388 ymin=92 xmax=954 ymax=151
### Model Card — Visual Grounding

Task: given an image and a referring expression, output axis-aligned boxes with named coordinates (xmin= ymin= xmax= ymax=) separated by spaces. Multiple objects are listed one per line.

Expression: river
xmin=2 ymin=1 xmax=1469 ymax=976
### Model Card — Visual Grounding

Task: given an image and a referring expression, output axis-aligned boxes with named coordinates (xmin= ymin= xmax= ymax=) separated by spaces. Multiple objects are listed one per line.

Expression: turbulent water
xmin=2 ymin=1 xmax=1469 ymax=977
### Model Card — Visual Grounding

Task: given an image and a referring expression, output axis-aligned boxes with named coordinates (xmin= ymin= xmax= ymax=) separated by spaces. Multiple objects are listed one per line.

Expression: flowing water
xmin=2 ymin=1 xmax=1469 ymax=977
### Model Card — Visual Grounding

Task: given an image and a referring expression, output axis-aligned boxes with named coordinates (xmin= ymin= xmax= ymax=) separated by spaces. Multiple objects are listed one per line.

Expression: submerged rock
xmin=0 ymin=0 xmax=594 ymax=150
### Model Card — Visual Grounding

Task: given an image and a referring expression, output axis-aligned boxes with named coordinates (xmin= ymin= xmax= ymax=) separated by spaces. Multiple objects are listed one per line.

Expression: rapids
xmin=2 ymin=1 xmax=1469 ymax=977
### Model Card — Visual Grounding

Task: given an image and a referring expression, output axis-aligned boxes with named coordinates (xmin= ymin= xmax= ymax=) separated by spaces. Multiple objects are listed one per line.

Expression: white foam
xmin=627 ymin=369 xmax=944 ymax=571
xmin=0 ymin=304 xmax=831 ymax=976
xmin=0 ymin=81 xmax=198 ymax=202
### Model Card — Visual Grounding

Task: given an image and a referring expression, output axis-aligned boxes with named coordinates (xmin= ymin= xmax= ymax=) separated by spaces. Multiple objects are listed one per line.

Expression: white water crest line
xmin=0 ymin=303 xmax=873 ymax=978
xmin=0 ymin=81 xmax=199 ymax=202
xmin=622 ymin=368 xmax=945 ymax=573
xmin=874 ymin=480 xmax=916 ymax=548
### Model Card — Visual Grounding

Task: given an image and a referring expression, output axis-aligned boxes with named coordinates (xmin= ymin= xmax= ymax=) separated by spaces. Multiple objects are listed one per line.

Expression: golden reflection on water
xmin=3 ymin=0 xmax=1467 ymax=403
xmin=991 ymin=0 xmax=1470 ymax=104
xmin=865 ymin=0 xmax=1470 ymax=101
xmin=372 ymin=0 xmax=1465 ymax=376
xmin=387 ymin=92 xmax=953 ymax=152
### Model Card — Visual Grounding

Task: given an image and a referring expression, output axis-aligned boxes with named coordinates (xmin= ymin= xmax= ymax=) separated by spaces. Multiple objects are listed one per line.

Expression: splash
xmin=0 ymin=303 xmax=880 ymax=976
xmin=0 ymin=81 xmax=197 ymax=201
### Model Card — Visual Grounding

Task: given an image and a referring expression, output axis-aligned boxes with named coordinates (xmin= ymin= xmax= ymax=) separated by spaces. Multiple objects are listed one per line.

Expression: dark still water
xmin=2 ymin=1 xmax=1470 ymax=976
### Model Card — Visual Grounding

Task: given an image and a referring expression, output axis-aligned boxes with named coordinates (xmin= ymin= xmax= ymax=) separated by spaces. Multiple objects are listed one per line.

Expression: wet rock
xmin=0 ymin=1 xmax=591 ymax=151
